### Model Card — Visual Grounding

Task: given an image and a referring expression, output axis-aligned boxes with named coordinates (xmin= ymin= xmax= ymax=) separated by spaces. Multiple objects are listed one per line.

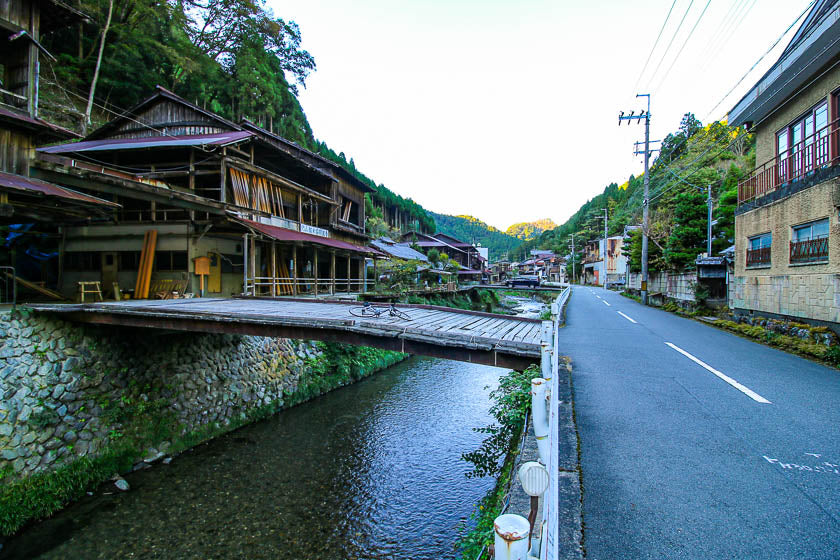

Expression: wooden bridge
xmin=29 ymin=297 xmax=546 ymax=369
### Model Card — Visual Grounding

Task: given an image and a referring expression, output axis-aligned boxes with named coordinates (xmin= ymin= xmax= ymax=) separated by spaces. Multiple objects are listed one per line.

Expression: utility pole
xmin=707 ymin=184 xmax=713 ymax=256
xmin=595 ymin=208 xmax=608 ymax=288
xmin=619 ymin=94 xmax=652 ymax=305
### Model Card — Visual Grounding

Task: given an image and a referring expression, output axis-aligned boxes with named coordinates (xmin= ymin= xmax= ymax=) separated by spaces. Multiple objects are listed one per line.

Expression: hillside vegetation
xmin=40 ymin=0 xmax=434 ymax=234
xmin=506 ymin=219 xmax=557 ymax=241
xmin=431 ymin=213 xmax=522 ymax=259
xmin=514 ymin=114 xmax=753 ymax=273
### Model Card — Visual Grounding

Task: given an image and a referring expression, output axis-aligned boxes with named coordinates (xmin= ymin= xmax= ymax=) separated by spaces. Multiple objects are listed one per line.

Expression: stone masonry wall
xmin=0 ymin=310 xmax=327 ymax=479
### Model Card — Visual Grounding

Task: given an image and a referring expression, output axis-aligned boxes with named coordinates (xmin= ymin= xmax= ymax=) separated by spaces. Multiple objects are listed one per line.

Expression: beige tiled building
xmin=729 ymin=0 xmax=840 ymax=326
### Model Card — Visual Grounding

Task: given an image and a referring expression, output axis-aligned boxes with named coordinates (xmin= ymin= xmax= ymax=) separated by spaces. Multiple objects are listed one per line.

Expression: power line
xmin=702 ymin=0 xmax=749 ymax=60
xmin=703 ymin=0 xmax=817 ymax=121
xmin=633 ymin=0 xmax=679 ymax=93
xmin=653 ymin=0 xmax=713 ymax=93
xmin=645 ymin=0 xmax=695 ymax=90
xmin=705 ymin=0 xmax=758 ymax=67
xmin=701 ymin=0 xmax=746 ymax=55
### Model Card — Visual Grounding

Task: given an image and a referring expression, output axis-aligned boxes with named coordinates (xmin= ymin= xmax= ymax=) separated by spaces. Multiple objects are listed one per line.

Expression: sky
xmin=270 ymin=0 xmax=815 ymax=231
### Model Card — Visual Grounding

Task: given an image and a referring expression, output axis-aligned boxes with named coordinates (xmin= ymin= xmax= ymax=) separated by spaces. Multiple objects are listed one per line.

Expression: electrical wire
xmin=652 ymin=0 xmax=713 ymax=94
xmin=701 ymin=0 xmax=745 ymax=56
xmin=633 ymin=0 xmax=679 ymax=93
xmin=704 ymin=0 xmax=758 ymax=69
xmin=644 ymin=0 xmax=695 ymax=90
xmin=703 ymin=0 xmax=818 ymax=121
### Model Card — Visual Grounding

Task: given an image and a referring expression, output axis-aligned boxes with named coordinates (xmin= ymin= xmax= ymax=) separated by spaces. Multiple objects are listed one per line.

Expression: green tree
xmin=665 ymin=190 xmax=707 ymax=269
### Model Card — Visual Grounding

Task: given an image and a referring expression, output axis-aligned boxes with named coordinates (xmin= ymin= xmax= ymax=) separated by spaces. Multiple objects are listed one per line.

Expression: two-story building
xmin=0 ymin=0 xmax=123 ymax=300
xmin=582 ymin=236 xmax=627 ymax=286
xmin=729 ymin=0 xmax=840 ymax=327
xmin=32 ymin=86 xmax=377 ymax=299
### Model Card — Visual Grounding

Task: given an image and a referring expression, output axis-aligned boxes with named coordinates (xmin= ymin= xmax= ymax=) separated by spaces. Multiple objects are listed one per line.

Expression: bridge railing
xmin=246 ymin=276 xmax=368 ymax=296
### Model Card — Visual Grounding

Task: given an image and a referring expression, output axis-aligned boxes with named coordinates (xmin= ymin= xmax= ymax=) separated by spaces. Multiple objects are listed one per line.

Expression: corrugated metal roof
xmin=235 ymin=217 xmax=374 ymax=254
xmin=0 ymin=171 xmax=119 ymax=207
xmin=39 ymin=131 xmax=254 ymax=154
xmin=0 ymin=107 xmax=79 ymax=139
xmin=370 ymin=239 xmax=429 ymax=262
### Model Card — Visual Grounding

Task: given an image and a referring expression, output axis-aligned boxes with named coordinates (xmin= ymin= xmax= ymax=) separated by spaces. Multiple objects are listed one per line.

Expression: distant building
xmin=582 ymin=237 xmax=627 ymax=286
xmin=729 ymin=0 xmax=840 ymax=327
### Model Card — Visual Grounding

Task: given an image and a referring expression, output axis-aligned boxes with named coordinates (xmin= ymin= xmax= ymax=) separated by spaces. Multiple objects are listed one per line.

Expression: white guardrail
xmin=493 ymin=286 xmax=569 ymax=560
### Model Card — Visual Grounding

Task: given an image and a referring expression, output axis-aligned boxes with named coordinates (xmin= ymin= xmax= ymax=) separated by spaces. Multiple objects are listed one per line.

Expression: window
xmin=64 ymin=252 xmax=99 ymax=272
xmin=746 ymin=233 xmax=772 ymax=267
xmin=790 ymin=218 xmax=829 ymax=264
xmin=118 ymin=251 xmax=141 ymax=271
xmin=777 ymin=101 xmax=830 ymax=182
xmin=154 ymin=251 xmax=188 ymax=272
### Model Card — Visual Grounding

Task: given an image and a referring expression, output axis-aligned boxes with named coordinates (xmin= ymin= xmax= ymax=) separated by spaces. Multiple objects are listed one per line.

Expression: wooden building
xmin=32 ymin=86 xmax=377 ymax=299
xmin=0 ymin=0 xmax=121 ymax=301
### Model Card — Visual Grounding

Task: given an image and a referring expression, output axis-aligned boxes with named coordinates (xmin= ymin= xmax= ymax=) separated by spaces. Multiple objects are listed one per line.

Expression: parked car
xmin=506 ymin=275 xmax=540 ymax=288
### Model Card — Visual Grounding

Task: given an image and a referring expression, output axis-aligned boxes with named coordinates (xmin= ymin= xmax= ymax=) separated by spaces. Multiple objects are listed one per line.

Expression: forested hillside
xmin=506 ymin=219 xmax=557 ymax=241
xmin=39 ymin=0 xmax=434 ymax=234
xmin=513 ymin=114 xmax=753 ymax=274
xmin=431 ymin=213 xmax=522 ymax=259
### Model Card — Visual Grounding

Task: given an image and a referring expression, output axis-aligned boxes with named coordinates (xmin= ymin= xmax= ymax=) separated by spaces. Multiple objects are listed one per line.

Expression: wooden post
xmin=297 ymin=194 xmax=303 ymax=225
xmin=292 ymin=244 xmax=298 ymax=296
xmin=270 ymin=241 xmax=277 ymax=297
xmin=331 ymin=251 xmax=336 ymax=295
xmin=373 ymin=258 xmax=378 ymax=291
xmin=314 ymin=248 xmax=319 ymax=297
xmin=346 ymin=255 xmax=351 ymax=293
xmin=249 ymin=234 xmax=256 ymax=295
xmin=219 ymin=150 xmax=227 ymax=203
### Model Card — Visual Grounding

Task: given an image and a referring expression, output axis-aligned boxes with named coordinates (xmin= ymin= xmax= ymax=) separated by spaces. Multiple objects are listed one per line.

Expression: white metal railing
xmin=493 ymin=285 xmax=569 ymax=560
xmin=246 ymin=276 xmax=367 ymax=296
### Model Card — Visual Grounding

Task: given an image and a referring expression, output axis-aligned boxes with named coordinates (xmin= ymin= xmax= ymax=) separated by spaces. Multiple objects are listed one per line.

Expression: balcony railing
xmin=746 ymin=246 xmax=771 ymax=267
xmin=789 ymin=236 xmax=828 ymax=264
xmin=738 ymin=118 xmax=840 ymax=205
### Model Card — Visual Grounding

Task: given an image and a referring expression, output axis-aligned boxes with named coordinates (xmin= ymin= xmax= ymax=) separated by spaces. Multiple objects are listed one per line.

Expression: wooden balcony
xmin=738 ymin=119 xmax=840 ymax=206
xmin=789 ymin=236 xmax=828 ymax=264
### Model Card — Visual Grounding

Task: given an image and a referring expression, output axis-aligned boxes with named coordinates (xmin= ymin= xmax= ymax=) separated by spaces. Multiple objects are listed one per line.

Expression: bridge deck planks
xmin=29 ymin=297 xmax=544 ymax=367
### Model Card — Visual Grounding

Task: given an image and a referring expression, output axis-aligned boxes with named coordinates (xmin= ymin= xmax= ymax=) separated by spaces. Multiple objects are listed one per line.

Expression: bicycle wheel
xmin=349 ymin=306 xmax=378 ymax=318
xmin=389 ymin=307 xmax=411 ymax=321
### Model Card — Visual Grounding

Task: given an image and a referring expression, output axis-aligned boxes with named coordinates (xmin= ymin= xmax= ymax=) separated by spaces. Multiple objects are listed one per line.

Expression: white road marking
xmin=665 ymin=342 xmax=772 ymax=404
xmin=602 ymin=300 xmax=611 ymax=306
xmin=617 ymin=311 xmax=637 ymax=323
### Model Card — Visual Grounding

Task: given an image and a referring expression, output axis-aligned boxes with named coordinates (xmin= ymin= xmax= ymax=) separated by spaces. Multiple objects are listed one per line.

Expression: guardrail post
xmin=494 ymin=514 xmax=530 ymax=560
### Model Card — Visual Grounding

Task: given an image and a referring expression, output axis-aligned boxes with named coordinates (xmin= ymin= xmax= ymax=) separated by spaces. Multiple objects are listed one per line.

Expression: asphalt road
xmin=562 ymin=286 xmax=840 ymax=560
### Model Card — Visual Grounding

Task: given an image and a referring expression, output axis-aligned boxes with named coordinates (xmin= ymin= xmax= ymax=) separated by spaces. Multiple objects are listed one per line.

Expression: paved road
xmin=562 ymin=287 xmax=840 ymax=559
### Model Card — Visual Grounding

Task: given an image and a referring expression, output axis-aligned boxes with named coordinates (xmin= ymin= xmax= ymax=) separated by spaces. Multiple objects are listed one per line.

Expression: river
xmin=3 ymin=357 xmax=505 ymax=560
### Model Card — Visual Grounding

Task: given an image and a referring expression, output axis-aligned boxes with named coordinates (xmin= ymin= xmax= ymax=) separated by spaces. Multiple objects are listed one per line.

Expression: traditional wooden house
xmin=33 ymin=86 xmax=377 ymax=299
xmin=0 ymin=0 xmax=121 ymax=301
xmin=729 ymin=0 xmax=840 ymax=327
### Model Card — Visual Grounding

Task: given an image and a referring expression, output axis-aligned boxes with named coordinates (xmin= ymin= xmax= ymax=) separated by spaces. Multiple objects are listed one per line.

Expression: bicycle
xmin=349 ymin=302 xmax=411 ymax=321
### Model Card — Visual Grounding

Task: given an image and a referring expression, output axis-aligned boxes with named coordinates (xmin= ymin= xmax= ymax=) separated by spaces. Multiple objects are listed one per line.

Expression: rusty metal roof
xmin=0 ymin=107 xmax=79 ymax=140
xmin=235 ymin=218 xmax=374 ymax=255
xmin=0 ymin=171 xmax=119 ymax=207
xmin=39 ymin=131 xmax=254 ymax=154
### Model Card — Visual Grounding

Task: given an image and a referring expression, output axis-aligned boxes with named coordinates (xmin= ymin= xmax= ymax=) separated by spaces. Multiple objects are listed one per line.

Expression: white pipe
xmin=531 ymin=378 xmax=549 ymax=464
xmin=494 ymin=514 xmax=530 ymax=560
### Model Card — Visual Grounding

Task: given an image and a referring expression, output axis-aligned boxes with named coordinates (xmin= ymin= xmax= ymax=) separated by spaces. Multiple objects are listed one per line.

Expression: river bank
xmin=2 ymin=356 xmax=502 ymax=559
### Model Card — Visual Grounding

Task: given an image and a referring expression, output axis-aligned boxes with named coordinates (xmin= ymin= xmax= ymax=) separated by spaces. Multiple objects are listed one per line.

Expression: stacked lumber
xmin=134 ymin=230 xmax=157 ymax=299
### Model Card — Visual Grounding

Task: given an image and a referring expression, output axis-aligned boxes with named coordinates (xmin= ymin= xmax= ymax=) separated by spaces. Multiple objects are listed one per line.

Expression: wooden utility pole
xmin=84 ymin=0 xmax=113 ymax=133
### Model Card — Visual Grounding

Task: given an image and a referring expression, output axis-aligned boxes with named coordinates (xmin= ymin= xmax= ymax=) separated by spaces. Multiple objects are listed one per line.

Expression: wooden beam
xmin=313 ymin=247 xmax=319 ymax=297
xmin=270 ymin=240 xmax=277 ymax=297
xmin=331 ymin=251 xmax=336 ymax=295
xmin=292 ymin=244 xmax=298 ymax=296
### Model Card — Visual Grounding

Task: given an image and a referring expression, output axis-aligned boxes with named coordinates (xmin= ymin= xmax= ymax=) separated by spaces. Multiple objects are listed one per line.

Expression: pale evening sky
xmin=271 ymin=0 xmax=814 ymax=231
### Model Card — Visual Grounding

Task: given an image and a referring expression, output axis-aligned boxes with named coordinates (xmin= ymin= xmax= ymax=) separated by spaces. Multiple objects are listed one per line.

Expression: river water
xmin=4 ymin=357 xmax=505 ymax=560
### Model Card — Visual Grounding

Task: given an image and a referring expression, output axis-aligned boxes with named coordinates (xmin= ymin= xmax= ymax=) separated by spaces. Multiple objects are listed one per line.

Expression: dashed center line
xmin=665 ymin=342 xmax=772 ymax=404
xmin=602 ymin=300 xmax=611 ymax=306
xmin=617 ymin=311 xmax=637 ymax=323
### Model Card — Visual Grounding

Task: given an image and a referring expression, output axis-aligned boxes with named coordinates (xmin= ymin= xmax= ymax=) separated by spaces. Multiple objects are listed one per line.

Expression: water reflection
xmin=4 ymin=357 xmax=503 ymax=560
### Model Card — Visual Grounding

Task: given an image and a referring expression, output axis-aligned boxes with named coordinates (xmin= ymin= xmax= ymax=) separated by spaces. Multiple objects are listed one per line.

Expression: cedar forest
xmin=43 ymin=0 xmax=752 ymax=271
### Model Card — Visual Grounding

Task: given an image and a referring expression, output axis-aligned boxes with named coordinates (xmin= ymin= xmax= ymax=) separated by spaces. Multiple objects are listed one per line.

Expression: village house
xmin=729 ymin=0 xmax=840 ymax=327
xmin=399 ymin=231 xmax=486 ymax=283
xmin=582 ymin=236 xmax=627 ymax=286
xmin=30 ymin=86 xmax=378 ymax=300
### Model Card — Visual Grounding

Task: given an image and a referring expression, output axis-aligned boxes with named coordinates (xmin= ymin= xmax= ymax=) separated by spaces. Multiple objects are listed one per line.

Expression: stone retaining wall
xmin=0 ymin=309 xmax=388 ymax=482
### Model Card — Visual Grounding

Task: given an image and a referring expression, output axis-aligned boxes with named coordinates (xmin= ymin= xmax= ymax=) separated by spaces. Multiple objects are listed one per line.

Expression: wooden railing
xmin=789 ymin=236 xmax=828 ymax=264
xmin=746 ymin=247 xmax=771 ymax=267
xmin=247 ymin=276 xmax=367 ymax=296
xmin=738 ymin=118 xmax=840 ymax=205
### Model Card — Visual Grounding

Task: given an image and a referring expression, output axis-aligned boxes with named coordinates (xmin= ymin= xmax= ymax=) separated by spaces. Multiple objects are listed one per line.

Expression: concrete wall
xmin=627 ymin=271 xmax=696 ymax=302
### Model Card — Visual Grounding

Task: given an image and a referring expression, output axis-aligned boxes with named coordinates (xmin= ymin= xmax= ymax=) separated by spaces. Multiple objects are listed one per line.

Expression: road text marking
xmin=665 ymin=342 xmax=772 ymax=404
xmin=617 ymin=311 xmax=637 ymax=323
